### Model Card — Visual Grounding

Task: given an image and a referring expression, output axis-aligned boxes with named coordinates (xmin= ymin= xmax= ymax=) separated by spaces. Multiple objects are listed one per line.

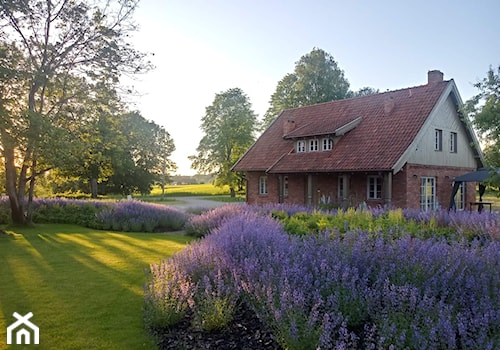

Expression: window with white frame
xmin=309 ymin=139 xmax=319 ymax=152
xmin=296 ymin=140 xmax=306 ymax=153
xmin=259 ymin=176 xmax=268 ymax=195
xmin=450 ymin=132 xmax=457 ymax=153
xmin=322 ymin=138 xmax=333 ymax=151
xmin=420 ymin=177 xmax=436 ymax=210
xmin=367 ymin=176 xmax=382 ymax=199
xmin=435 ymin=129 xmax=443 ymax=151
xmin=455 ymin=181 xmax=465 ymax=210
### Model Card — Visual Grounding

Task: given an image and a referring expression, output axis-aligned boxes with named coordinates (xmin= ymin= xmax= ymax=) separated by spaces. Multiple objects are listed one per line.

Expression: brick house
xmin=232 ymin=71 xmax=484 ymax=210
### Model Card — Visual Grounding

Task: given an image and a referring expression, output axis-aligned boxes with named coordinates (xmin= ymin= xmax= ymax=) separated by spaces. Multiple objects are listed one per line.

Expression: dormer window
xmin=309 ymin=139 xmax=319 ymax=152
xmin=297 ymin=138 xmax=333 ymax=152
xmin=322 ymin=138 xmax=333 ymax=151
xmin=296 ymin=140 xmax=306 ymax=153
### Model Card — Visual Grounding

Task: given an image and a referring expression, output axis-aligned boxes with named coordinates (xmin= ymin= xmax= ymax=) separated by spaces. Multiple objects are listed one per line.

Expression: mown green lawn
xmin=0 ymin=224 xmax=191 ymax=349
xmin=151 ymin=183 xmax=231 ymax=196
xmin=138 ymin=183 xmax=244 ymax=204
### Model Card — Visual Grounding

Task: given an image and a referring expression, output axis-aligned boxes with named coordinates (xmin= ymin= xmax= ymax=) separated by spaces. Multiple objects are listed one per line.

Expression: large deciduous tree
xmin=53 ymin=109 xmax=176 ymax=197
xmin=0 ymin=0 xmax=151 ymax=223
xmin=261 ymin=48 xmax=350 ymax=130
xmin=151 ymin=126 xmax=176 ymax=200
xmin=106 ymin=112 xmax=176 ymax=196
xmin=190 ymin=88 xmax=256 ymax=197
xmin=464 ymin=65 xmax=500 ymax=185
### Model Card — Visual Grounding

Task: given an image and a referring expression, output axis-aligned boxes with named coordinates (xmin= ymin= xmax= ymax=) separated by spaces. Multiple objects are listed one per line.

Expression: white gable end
xmin=393 ymin=81 xmax=483 ymax=173
xmin=407 ymin=95 xmax=478 ymax=167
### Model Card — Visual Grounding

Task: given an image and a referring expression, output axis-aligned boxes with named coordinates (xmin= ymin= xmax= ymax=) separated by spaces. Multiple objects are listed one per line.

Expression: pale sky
xmin=126 ymin=0 xmax=500 ymax=175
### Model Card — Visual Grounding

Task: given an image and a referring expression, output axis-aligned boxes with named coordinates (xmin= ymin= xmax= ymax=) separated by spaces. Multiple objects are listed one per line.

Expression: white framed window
xmin=420 ymin=177 xmax=436 ymax=210
xmin=450 ymin=132 xmax=457 ymax=153
xmin=367 ymin=176 xmax=382 ymax=199
xmin=322 ymin=138 xmax=333 ymax=151
xmin=296 ymin=140 xmax=306 ymax=153
xmin=259 ymin=176 xmax=268 ymax=195
xmin=455 ymin=182 xmax=465 ymax=210
xmin=435 ymin=129 xmax=443 ymax=151
xmin=309 ymin=139 xmax=319 ymax=152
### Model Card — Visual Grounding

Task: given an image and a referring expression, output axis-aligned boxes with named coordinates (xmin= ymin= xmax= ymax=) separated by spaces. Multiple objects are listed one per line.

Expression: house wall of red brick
xmin=245 ymin=172 xmax=279 ymax=205
xmin=284 ymin=174 xmax=307 ymax=205
xmin=245 ymin=163 xmax=477 ymax=210
xmin=392 ymin=167 xmax=409 ymax=208
xmin=402 ymin=163 xmax=476 ymax=209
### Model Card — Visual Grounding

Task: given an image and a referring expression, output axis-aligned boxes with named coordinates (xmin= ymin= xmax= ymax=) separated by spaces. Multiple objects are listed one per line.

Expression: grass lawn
xmin=151 ymin=183 xmax=231 ymax=196
xmin=483 ymin=190 xmax=500 ymax=211
xmin=0 ymin=224 xmax=191 ymax=349
xmin=138 ymin=184 xmax=245 ymax=203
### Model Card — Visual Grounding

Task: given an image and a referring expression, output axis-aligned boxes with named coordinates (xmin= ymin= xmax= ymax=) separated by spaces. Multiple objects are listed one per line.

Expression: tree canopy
xmin=0 ymin=0 xmax=154 ymax=223
xmin=190 ymin=88 xmax=256 ymax=197
xmin=464 ymin=65 xmax=500 ymax=185
xmin=261 ymin=48 xmax=351 ymax=130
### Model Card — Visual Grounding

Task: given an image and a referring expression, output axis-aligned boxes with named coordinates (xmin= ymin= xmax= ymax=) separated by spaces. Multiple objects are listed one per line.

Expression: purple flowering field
xmin=95 ymin=200 xmax=189 ymax=232
xmin=0 ymin=197 xmax=189 ymax=232
xmin=146 ymin=206 xmax=500 ymax=349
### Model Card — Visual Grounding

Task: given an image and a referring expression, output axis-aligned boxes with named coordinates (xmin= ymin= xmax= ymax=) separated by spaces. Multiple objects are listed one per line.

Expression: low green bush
xmin=32 ymin=200 xmax=106 ymax=227
xmin=0 ymin=198 xmax=190 ymax=233
xmin=0 ymin=198 xmax=11 ymax=224
xmin=275 ymin=208 xmax=458 ymax=239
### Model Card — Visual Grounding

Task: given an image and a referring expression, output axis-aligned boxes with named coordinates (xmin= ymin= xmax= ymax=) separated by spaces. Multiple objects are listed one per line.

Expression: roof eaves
xmin=267 ymin=167 xmax=393 ymax=174
xmin=448 ymin=80 xmax=485 ymax=167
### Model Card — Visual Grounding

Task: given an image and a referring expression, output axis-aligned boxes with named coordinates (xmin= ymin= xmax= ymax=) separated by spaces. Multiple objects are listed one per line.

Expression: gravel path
xmin=169 ymin=196 xmax=240 ymax=212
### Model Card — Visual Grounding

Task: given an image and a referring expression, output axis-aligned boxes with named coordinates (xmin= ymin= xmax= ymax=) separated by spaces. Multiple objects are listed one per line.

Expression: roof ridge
xmin=373 ymin=79 xmax=451 ymax=97
xmin=282 ymin=80 xmax=451 ymax=113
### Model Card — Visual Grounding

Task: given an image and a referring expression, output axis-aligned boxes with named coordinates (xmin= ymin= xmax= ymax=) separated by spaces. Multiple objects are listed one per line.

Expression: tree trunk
xmin=230 ymin=186 xmax=236 ymax=198
xmin=26 ymin=156 xmax=37 ymax=223
xmin=3 ymin=142 xmax=26 ymax=224
xmin=90 ymin=178 xmax=98 ymax=198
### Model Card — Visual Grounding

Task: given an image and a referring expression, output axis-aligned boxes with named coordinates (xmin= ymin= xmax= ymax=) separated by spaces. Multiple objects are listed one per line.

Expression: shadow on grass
xmin=0 ymin=224 xmax=191 ymax=350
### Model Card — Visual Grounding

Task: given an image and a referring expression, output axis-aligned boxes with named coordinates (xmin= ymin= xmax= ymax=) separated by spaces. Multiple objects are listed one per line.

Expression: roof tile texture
xmin=233 ymin=80 xmax=450 ymax=173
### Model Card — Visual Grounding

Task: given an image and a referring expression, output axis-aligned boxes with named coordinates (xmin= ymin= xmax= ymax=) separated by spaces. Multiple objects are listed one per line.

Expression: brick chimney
xmin=428 ymin=70 xmax=444 ymax=84
xmin=283 ymin=118 xmax=296 ymax=136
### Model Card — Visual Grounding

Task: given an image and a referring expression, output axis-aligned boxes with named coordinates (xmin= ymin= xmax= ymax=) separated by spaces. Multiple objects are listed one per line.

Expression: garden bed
xmin=146 ymin=205 xmax=500 ymax=350
xmin=156 ymin=303 xmax=281 ymax=350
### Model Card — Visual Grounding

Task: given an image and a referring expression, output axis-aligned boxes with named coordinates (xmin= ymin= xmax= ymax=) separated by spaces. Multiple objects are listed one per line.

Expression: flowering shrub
xmin=0 ymin=197 xmax=110 ymax=226
xmin=146 ymin=208 xmax=500 ymax=349
xmin=0 ymin=197 xmax=190 ymax=233
xmin=275 ymin=207 xmax=500 ymax=241
xmin=184 ymin=204 xmax=245 ymax=238
xmin=145 ymin=222 xmax=240 ymax=333
xmin=30 ymin=198 xmax=111 ymax=227
xmin=145 ymin=261 xmax=194 ymax=332
xmin=404 ymin=208 xmax=500 ymax=240
xmin=184 ymin=203 xmax=314 ymax=239
xmin=95 ymin=200 xmax=189 ymax=232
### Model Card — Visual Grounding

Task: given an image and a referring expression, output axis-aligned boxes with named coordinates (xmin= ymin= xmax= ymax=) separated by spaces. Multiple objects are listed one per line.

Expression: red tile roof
xmin=233 ymin=80 xmax=450 ymax=173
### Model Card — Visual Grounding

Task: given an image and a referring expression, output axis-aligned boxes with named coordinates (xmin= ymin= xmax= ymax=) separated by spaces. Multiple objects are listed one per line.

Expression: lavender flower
xmin=145 ymin=206 xmax=500 ymax=349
